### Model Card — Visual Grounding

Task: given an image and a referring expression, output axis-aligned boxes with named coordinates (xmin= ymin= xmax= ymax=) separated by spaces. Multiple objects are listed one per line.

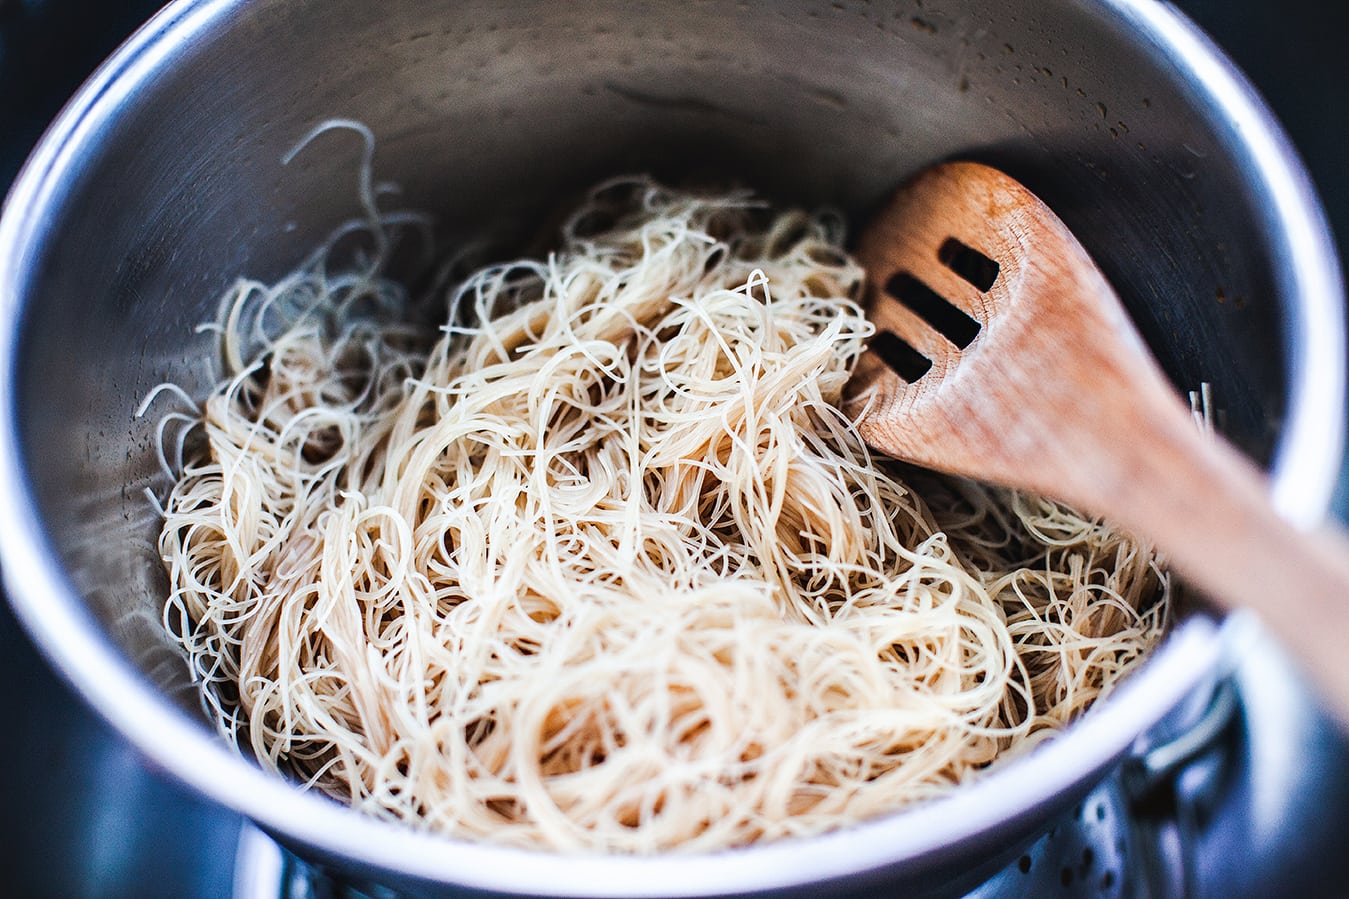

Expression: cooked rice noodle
xmin=154 ymin=169 xmax=1167 ymax=853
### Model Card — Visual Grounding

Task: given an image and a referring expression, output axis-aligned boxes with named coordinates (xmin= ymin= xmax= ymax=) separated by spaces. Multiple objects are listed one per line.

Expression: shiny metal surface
xmin=0 ymin=0 xmax=1343 ymax=895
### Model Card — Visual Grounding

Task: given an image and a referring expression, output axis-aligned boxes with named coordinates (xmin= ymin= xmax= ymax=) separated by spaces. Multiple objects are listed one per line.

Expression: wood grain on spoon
xmin=846 ymin=161 xmax=1349 ymax=725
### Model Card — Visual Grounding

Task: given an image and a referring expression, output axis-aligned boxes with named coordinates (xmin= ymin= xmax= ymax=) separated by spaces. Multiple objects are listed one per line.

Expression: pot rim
xmin=0 ymin=0 xmax=1342 ymax=895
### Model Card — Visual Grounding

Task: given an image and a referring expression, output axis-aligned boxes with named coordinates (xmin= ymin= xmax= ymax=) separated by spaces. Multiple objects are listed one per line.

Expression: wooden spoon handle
xmin=1110 ymin=414 xmax=1349 ymax=725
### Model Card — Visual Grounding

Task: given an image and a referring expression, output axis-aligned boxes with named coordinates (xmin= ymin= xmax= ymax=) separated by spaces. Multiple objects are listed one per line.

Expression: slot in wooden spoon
xmin=846 ymin=161 xmax=1349 ymax=724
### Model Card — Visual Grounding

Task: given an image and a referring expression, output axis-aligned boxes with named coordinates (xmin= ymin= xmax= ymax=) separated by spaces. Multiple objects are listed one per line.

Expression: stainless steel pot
xmin=0 ymin=0 xmax=1342 ymax=896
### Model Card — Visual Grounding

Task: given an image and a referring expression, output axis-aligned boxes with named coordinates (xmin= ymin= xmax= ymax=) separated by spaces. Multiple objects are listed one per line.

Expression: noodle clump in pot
xmin=153 ymin=155 xmax=1167 ymax=852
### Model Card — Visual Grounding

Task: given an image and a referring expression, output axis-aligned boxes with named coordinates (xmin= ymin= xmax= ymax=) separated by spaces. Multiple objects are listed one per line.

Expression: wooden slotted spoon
xmin=846 ymin=161 xmax=1349 ymax=724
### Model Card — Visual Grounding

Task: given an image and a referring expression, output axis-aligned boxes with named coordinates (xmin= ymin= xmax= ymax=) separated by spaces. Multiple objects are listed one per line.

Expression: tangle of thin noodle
xmin=155 ymin=174 xmax=1168 ymax=853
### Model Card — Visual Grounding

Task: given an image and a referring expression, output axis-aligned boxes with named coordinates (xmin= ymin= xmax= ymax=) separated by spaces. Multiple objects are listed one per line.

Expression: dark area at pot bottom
xmin=4 ymin=1 xmax=1349 ymax=896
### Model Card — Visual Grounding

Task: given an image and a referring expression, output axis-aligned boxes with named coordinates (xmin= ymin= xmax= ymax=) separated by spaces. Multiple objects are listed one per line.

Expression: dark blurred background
xmin=1 ymin=1 xmax=1346 ymax=896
